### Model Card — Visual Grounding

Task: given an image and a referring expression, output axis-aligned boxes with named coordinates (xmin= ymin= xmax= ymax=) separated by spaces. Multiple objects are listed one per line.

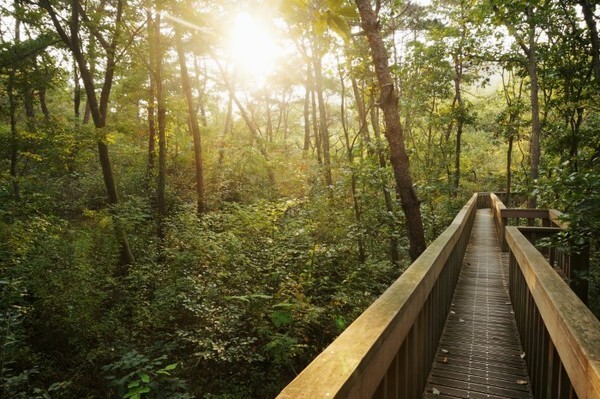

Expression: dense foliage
xmin=1 ymin=0 xmax=598 ymax=397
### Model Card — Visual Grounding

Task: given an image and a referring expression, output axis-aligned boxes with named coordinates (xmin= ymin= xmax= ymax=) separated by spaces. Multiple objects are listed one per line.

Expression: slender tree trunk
xmin=452 ymin=44 xmax=465 ymax=197
xmin=218 ymin=92 xmax=233 ymax=166
xmin=371 ymin=106 xmax=400 ymax=266
xmin=266 ymin=95 xmax=273 ymax=143
xmin=339 ymin=63 xmax=366 ymax=263
xmin=9 ymin=3 xmax=21 ymax=201
xmin=303 ymin=82 xmax=311 ymax=152
xmin=313 ymin=50 xmax=332 ymax=186
xmin=8 ymin=72 xmax=20 ymax=202
xmin=82 ymin=37 xmax=95 ymax=125
xmin=193 ymin=57 xmax=208 ymax=127
xmin=525 ymin=9 xmax=541 ymax=209
xmin=39 ymin=88 xmax=50 ymax=119
xmin=175 ymin=27 xmax=206 ymax=216
xmin=153 ymin=12 xmax=167 ymax=238
xmin=225 ymin=85 xmax=276 ymax=186
xmin=74 ymin=59 xmax=81 ymax=128
xmin=355 ymin=0 xmax=426 ymax=260
xmin=146 ymin=9 xmax=156 ymax=173
xmin=311 ymin=86 xmax=322 ymax=165
xmin=350 ymin=75 xmax=372 ymax=155
xmin=24 ymin=90 xmax=35 ymax=131
xmin=506 ymin=135 xmax=513 ymax=206
xmin=579 ymin=0 xmax=600 ymax=83
xmin=43 ymin=0 xmax=134 ymax=267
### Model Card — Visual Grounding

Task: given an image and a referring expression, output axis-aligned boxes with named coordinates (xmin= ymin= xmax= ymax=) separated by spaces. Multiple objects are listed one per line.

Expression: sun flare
xmin=227 ymin=12 xmax=283 ymax=87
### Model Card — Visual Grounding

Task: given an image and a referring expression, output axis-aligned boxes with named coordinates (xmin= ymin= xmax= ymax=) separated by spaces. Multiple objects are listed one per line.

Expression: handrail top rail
xmin=549 ymin=208 xmax=569 ymax=229
xmin=277 ymin=193 xmax=479 ymax=398
xmin=505 ymin=226 xmax=600 ymax=399
xmin=500 ymin=208 xmax=550 ymax=218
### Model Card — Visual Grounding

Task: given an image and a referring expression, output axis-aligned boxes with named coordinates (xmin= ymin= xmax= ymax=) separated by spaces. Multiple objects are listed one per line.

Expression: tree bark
xmin=146 ymin=9 xmax=156 ymax=173
xmin=175 ymin=27 xmax=206 ymax=216
xmin=153 ymin=11 xmax=167 ymax=238
xmin=9 ymin=4 xmax=20 ymax=201
xmin=371 ymin=106 xmax=400 ymax=266
xmin=506 ymin=134 xmax=513 ymax=206
xmin=525 ymin=7 xmax=541 ymax=208
xmin=452 ymin=58 xmax=464 ymax=198
xmin=8 ymin=71 xmax=20 ymax=202
xmin=303 ymin=81 xmax=311 ymax=152
xmin=339 ymin=63 xmax=366 ymax=263
xmin=312 ymin=49 xmax=332 ymax=186
xmin=351 ymin=75 xmax=373 ymax=156
xmin=311 ymin=84 xmax=322 ymax=165
xmin=579 ymin=0 xmax=600 ymax=83
xmin=355 ymin=0 xmax=426 ymax=260
xmin=39 ymin=88 xmax=50 ymax=119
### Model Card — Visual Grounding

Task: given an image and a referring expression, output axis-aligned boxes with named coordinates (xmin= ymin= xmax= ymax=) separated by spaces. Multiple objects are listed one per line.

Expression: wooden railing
xmin=489 ymin=193 xmax=589 ymax=304
xmin=506 ymin=226 xmax=600 ymax=398
xmin=277 ymin=194 xmax=479 ymax=398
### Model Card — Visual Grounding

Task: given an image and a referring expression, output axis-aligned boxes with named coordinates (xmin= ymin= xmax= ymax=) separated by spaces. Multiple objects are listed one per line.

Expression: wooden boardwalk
xmin=424 ymin=209 xmax=533 ymax=399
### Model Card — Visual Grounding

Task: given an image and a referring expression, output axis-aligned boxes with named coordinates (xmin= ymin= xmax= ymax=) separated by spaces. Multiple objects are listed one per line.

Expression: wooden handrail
xmin=506 ymin=226 xmax=600 ymax=399
xmin=489 ymin=192 xmax=507 ymax=249
xmin=489 ymin=194 xmax=589 ymax=303
xmin=277 ymin=194 xmax=479 ymax=398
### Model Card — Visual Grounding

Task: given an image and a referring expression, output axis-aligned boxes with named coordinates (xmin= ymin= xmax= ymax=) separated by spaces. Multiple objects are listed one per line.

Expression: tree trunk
xmin=153 ymin=12 xmax=167 ymax=238
xmin=525 ymin=9 xmax=541 ymax=209
xmin=579 ymin=0 xmax=600 ymax=83
xmin=355 ymin=0 xmax=426 ymax=261
xmin=193 ymin=57 xmax=209 ymax=127
xmin=146 ymin=9 xmax=156 ymax=173
xmin=313 ymin=50 xmax=332 ymax=186
xmin=506 ymin=134 xmax=513 ymax=206
xmin=74 ymin=59 xmax=81 ymax=128
xmin=452 ymin=47 xmax=464 ymax=197
xmin=339 ymin=63 xmax=366 ymax=263
xmin=311 ymin=85 xmax=322 ymax=165
xmin=303 ymin=82 xmax=311 ymax=152
xmin=371 ymin=106 xmax=400 ymax=266
xmin=218 ymin=92 xmax=233 ymax=166
xmin=8 ymin=71 xmax=20 ymax=202
xmin=39 ymin=88 xmax=50 ymax=119
xmin=175 ymin=27 xmax=206 ymax=216
xmin=350 ymin=75 xmax=372 ymax=155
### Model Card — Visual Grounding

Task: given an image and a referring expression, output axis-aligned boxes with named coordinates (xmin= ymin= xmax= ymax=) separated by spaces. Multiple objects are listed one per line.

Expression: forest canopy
xmin=1 ymin=0 xmax=599 ymax=397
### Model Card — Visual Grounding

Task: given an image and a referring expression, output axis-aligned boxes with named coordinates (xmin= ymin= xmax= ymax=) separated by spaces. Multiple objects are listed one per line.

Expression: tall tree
xmin=41 ymin=0 xmax=135 ymax=267
xmin=175 ymin=26 xmax=206 ymax=216
xmin=491 ymin=0 xmax=544 ymax=207
xmin=354 ymin=0 xmax=426 ymax=260
xmin=152 ymin=9 xmax=167 ymax=239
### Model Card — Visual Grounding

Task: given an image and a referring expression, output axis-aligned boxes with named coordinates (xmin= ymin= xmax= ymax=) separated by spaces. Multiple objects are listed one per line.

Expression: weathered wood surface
xmin=507 ymin=226 xmax=600 ymax=399
xmin=506 ymin=227 xmax=600 ymax=399
xmin=424 ymin=210 xmax=533 ymax=399
xmin=500 ymin=208 xmax=550 ymax=220
xmin=276 ymin=195 xmax=478 ymax=399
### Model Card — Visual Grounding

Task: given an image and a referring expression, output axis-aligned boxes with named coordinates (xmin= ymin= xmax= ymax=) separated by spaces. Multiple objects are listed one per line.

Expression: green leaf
xmin=271 ymin=309 xmax=293 ymax=327
xmin=314 ymin=13 xmax=328 ymax=36
xmin=163 ymin=363 xmax=177 ymax=371
xmin=337 ymin=5 xmax=359 ymax=19
xmin=127 ymin=381 xmax=140 ymax=389
xmin=140 ymin=374 xmax=150 ymax=383
xmin=327 ymin=13 xmax=352 ymax=41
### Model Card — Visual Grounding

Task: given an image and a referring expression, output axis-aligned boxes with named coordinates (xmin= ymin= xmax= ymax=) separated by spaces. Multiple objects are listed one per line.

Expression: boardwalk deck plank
xmin=424 ymin=209 xmax=533 ymax=399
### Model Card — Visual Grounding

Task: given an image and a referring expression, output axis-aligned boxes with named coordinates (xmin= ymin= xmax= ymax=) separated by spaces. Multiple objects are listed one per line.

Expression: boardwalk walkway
xmin=424 ymin=209 xmax=533 ymax=399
